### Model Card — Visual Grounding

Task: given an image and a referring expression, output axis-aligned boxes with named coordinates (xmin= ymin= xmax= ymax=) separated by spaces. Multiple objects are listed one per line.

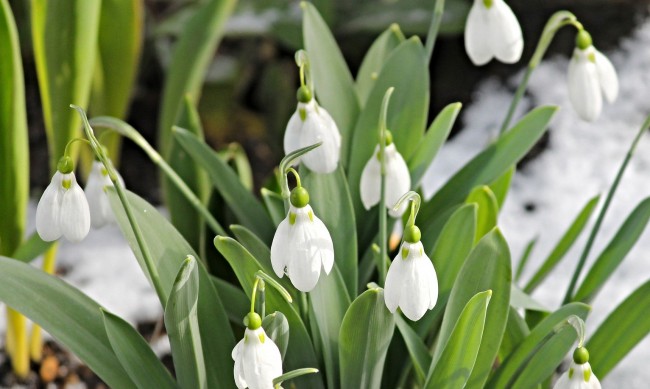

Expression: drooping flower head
xmin=384 ymin=193 xmax=438 ymax=321
xmin=567 ymin=30 xmax=618 ymax=122
xmin=271 ymin=184 xmax=334 ymax=292
xmin=554 ymin=347 xmax=601 ymax=389
xmin=36 ymin=156 xmax=91 ymax=242
xmin=360 ymin=130 xmax=411 ymax=217
xmin=232 ymin=312 xmax=283 ymax=389
xmin=85 ymin=160 xmax=124 ymax=228
xmin=464 ymin=0 xmax=524 ymax=66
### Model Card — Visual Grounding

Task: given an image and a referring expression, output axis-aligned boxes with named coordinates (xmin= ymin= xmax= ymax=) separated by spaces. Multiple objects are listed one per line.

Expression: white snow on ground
xmin=423 ymin=18 xmax=650 ymax=387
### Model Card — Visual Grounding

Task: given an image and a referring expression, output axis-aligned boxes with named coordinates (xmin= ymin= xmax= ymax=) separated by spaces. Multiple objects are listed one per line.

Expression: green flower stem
xmin=499 ymin=11 xmax=582 ymax=135
xmin=87 ymin=116 xmax=227 ymax=237
xmin=250 ymin=277 xmax=261 ymax=313
xmin=378 ymin=87 xmax=395 ymax=284
xmin=563 ymin=114 xmax=650 ymax=304
xmin=424 ymin=0 xmax=445 ymax=64
xmin=73 ymin=106 xmax=166 ymax=303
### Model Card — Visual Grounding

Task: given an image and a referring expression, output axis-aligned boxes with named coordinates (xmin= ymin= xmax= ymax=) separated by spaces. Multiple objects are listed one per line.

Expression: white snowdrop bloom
xmin=36 ymin=170 xmax=91 ymax=242
xmin=85 ymin=161 xmax=123 ymax=228
xmin=232 ymin=318 xmax=283 ymax=389
xmin=384 ymin=226 xmax=438 ymax=321
xmin=271 ymin=187 xmax=334 ymax=292
xmin=554 ymin=347 xmax=600 ymax=389
xmin=464 ymin=0 xmax=523 ymax=66
xmin=284 ymin=95 xmax=341 ymax=174
xmin=567 ymin=31 xmax=618 ymax=122
xmin=360 ymin=139 xmax=411 ymax=217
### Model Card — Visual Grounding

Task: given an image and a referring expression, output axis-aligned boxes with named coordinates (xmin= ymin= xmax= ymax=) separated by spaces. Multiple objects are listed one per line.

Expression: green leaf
xmin=107 ymin=189 xmax=235 ymax=387
xmin=419 ymin=106 xmax=557 ymax=233
xmin=524 ymin=195 xmax=600 ymax=293
xmin=302 ymin=1 xmax=360 ymax=165
xmin=0 ymin=257 xmax=136 ymax=388
xmin=31 ymin=0 xmax=101 ymax=171
xmin=165 ymin=257 xmax=206 ymax=389
xmin=425 ymin=290 xmax=492 ymax=389
xmin=173 ymin=127 xmax=274 ymax=242
xmin=587 ymin=279 xmax=650 ymax=377
xmin=511 ymin=325 xmax=578 ymax=388
xmin=166 ymin=96 xmax=210 ymax=251
xmin=101 ymin=309 xmax=177 ymax=389
xmin=408 ymin=102 xmax=462 ymax=187
xmin=355 ymin=23 xmax=404 ymax=106
xmin=211 ymin=276 xmax=248 ymax=326
xmin=158 ymin=0 xmax=237 ymax=155
xmin=395 ymin=315 xmax=432 ymax=383
xmin=573 ymin=197 xmax=650 ymax=302
xmin=261 ymin=188 xmax=285 ymax=226
xmin=214 ymin=236 xmax=324 ymax=388
xmin=465 ymin=185 xmax=499 ymax=244
xmin=339 ymin=287 xmax=395 ymax=389
xmin=433 ymin=229 xmax=512 ymax=388
xmin=348 ymin=37 xmax=429 ymax=219
xmin=488 ymin=166 xmax=515 ymax=209
xmin=487 ymin=302 xmax=591 ymax=388
xmin=498 ymin=307 xmax=530 ymax=362
xmin=510 ymin=285 xmax=548 ymax=312
xmin=0 ymin=0 xmax=29 ymax=256
xmin=303 ymin=166 xmax=357 ymax=298
xmin=262 ymin=311 xmax=290 ymax=360
xmin=515 ymin=236 xmax=537 ymax=281
xmin=11 ymin=232 xmax=52 ymax=263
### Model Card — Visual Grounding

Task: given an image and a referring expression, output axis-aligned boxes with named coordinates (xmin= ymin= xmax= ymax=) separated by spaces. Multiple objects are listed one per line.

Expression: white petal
xmin=300 ymin=105 xmax=341 ymax=174
xmin=60 ymin=176 xmax=91 ymax=242
xmin=489 ymin=0 xmax=523 ymax=64
xmin=35 ymin=173 xmax=64 ymax=241
xmin=464 ymin=1 xmax=493 ymax=66
xmin=310 ymin=215 xmax=334 ymax=275
xmin=422 ymin=253 xmax=439 ymax=309
xmin=283 ymin=111 xmax=303 ymax=162
xmin=232 ymin=340 xmax=248 ymax=389
xmin=385 ymin=145 xmax=411 ymax=217
xmin=552 ymin=371 xmax=569 ymax=389
xmin=359 ymin=147 xmax=381 ymax=210
xmin=399 ymin=243 xmax=433 ymax=321
xmin=285 ymin=213 xmax=322 ymax=291
xmin=594 ymin=49 xmax=619 ymax=103
xmin=85 ymin=163 xmax=109 ymax=228
xmin=242 ymin=328 xmax=282 ymax=389
xmin=384 ymin=251 xmax=405 ymax=313
xmin=568 ymin=48 xmax=602 ymax=122
xmin=270 ymin=219 xmax=291 ymax=278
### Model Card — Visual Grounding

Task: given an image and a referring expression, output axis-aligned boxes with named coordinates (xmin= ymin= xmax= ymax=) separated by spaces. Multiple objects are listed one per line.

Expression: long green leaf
xmin=302 ymin=1 xmax=360 ymax=165
xmin=465 ymin=185 xmax=499 ymax=244
xmin=498 ymin=307 xmax=530 ymax=362
xmin=355 ymin=23 xmax=404 ymax=106
xmin=419 ymin=106 xmax=557 ymax=233
xmin=0 ymin=257 xmax=136 ymax=388
xmin=487 ymin=302 xmax=591 ymax=388
xmin=348 ymin=37 xmax=429 ymax=220
xmin=303 ymin=166 xmax=357 ymax=298
xmin=0 ymin=0 xmax=28 ymax=257
xmin=31 ymin=0 xmax=101 ymax=171
xmin=573 ymin=197 xmax=650 ymax=302
xmin=173 ymin=127 xmax=274 ymax=242
xmin=158 ymin=0 xmax=237 ymax=155
xmin=102 ymin=309 xmax=177 ymax=389
xmin=212 ymin=276 xmax=248 ymax=326
xmin=587 ymin=279 xmax=650 ymax=377
xmin=214 ymin=236 xmax=324 ymax=388
xmin=524 ymin=195 xmax=600 ymax=293
xmin=426 ymin=290 xmax=492 ymax=389
xmin=165 ymin=257 xmax=206 ymax=389
xmin=11 ymin=232 xmax=52 ymax=263
xmin=339 ymin=287 xmax=395 ymax=389
xmin=107 ymin=189 xmax=235 ymax=387
xmin=262 ymin=312 xmax=290 ymax=360
xmin=408 ymin=102 xmax=462 ymax=187
xmin=261 ymin=188 xmax=285 ymax=226
xmin=395 ymin=315 xmax=432 ymax=383
xmin=488 ymin=166 xmax=515 ymax=209
xmin=515 ymin=236 xmax=537 ymax=281
xmin=433 ymin=229 xmax=512 ymax=388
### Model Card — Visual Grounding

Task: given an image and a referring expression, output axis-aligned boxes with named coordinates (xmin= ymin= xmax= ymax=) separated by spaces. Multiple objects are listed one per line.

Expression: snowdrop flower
xmin=271 ymin=185 xmax=334 ymax=292
xmin=85 ymin=161 xmax=123 ymax=228
xmin=36 ymin=157 xmax=90 ymax=242
xmin=232 ymin=312 xmax=283 ymax=389
xmin=284 ymin=86 xmax=341 ymax=174
xmin=464 ymin=0 xmax=524 ymax=66
xmin=567 ymin=30 xmax=618 ymax=122
xmin=554 ymin=347 xmax=601 ymax=389
xmin=360 ymin=131 xmax=411 ymax=217
xmin=384 ymin=224 xmax=438 ymax=321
